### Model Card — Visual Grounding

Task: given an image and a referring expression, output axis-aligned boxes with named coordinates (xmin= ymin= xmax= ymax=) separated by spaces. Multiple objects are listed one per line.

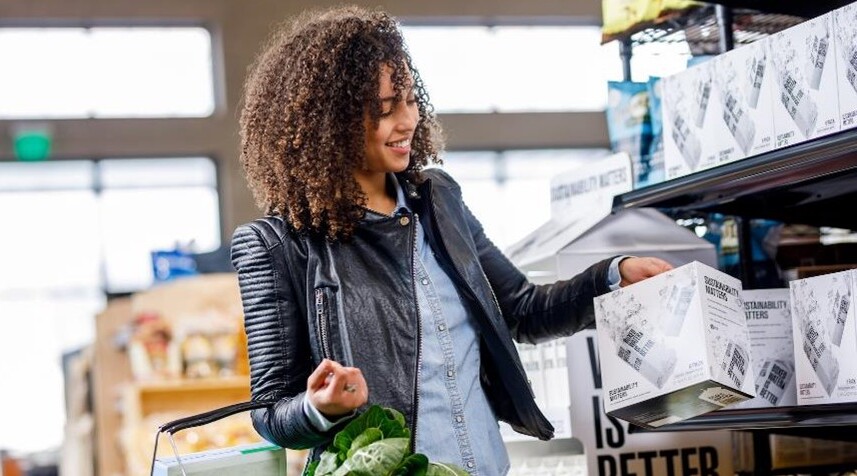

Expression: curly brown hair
xmin=239 ymin=6 xmax=444 ymax=240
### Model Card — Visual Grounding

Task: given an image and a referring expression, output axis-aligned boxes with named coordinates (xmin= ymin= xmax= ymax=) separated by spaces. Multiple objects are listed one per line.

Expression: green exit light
xmin=14 ymin=131 xmax=52 ymax=162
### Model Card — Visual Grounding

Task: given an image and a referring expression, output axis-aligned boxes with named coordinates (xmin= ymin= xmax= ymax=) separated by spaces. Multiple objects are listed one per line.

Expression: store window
xmin=0 ymin=157 xmax=220 ymax=452
xmin=602 ymin=39 xmax=693 ymax=82
xmin=402 ymin=26 xmax=609 ymax=112
xmin=437 ymin=149 xmax=610 ymax=250
xmin=0 ymin=27 xmax=215 ymax=119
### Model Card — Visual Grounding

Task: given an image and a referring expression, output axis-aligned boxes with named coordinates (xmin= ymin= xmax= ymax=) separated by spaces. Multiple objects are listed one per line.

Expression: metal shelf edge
xmin=612 ymin=129 xmax=857 ymax=214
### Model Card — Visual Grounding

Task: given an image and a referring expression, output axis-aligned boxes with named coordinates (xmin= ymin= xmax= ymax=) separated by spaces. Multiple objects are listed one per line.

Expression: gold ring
xmin=344 ymin=383 xmax=357 ymax=393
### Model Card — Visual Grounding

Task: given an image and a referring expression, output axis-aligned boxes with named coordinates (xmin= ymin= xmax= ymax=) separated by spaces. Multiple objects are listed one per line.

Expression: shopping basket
xmin=149 ymin=399 xmax=283 ymax=476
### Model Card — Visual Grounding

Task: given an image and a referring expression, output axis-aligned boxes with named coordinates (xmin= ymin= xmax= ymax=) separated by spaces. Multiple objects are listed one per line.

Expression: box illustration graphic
xmin=595 ymin=261 xmax=754 ymax=429
xmin=770 ymin=12 xmax=840 ymax=146
xmin=790 ymin=270 xmax=857 ymax=404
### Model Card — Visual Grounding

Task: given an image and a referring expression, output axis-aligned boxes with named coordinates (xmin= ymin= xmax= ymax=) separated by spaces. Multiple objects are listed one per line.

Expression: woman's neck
xmin=354 ymin=171 xmax=397 ymax=215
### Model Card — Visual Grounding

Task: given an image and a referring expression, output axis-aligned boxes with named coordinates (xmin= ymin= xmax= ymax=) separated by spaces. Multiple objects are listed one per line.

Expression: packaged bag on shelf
xmin=790 ymin=269 xmax=857 ymax=404
xmin=645 ymin=77 xmax=666 ymax=187
xmin=595 ymin=261 xmax=754 ymax=429
xmin=732 ymin=288 xmax=796 ymax=409
xmin=606 ymin=81 xmax=655 ymax=189
xmin=770 ymin=12 xmax=840 ymax=147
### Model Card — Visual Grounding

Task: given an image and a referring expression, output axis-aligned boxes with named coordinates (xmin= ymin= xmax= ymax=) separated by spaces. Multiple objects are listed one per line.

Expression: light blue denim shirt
xmin=304 ymin=175 xmax=625 ymax=474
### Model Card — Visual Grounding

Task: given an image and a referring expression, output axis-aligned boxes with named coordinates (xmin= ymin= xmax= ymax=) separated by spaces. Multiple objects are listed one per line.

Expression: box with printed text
xmin=770 ymin=12 xmax=840 ymax=147
xmin=662 ymin=60 xmax=732 ymax=180
xmin=833 ymin=3 xmax=857 ymax=131
xmin=712 ymin=39 xmax=777 ymax=158
xmin=595 ymin=261 xmax=754 ymax=429
xmin=732 ymin=289 xmax=796 ymax=409
xmin=790 ymin=270 xmax=857 ymax=404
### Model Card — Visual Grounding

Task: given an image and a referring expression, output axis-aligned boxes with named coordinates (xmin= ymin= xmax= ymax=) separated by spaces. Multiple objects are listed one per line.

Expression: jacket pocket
xmin=314 ymin=287 xmax=335 ymax=360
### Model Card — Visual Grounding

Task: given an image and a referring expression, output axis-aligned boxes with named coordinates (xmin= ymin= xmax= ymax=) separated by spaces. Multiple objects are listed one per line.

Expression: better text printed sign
xmin=568 ymin=330 xmax=735 ymax=476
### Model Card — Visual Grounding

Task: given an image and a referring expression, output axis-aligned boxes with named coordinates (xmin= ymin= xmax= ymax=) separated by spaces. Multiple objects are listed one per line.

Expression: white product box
xmin=595 ymin=261 xmax=754 ymax=429
xmin=713 ymin=40 xmax=776 ymax=158
xmin=664 ymin=60 xmax=737 ymax=180
xmin=770 ymin=12 xmax=840 ymax=147
xmin=732 ymin=289 xmax=796 ymax=409
xmin=790 ymin=270 xmax=857 ymax=404
xmin=833 ymin=3 xmax=857 ymax=131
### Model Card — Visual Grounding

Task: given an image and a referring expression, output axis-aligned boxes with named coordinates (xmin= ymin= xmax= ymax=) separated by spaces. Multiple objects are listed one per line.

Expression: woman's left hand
xmin=618 ymin=257 xmax=673 ymax=287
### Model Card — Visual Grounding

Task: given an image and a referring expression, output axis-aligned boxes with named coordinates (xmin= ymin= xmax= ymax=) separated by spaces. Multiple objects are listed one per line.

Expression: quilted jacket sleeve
xmin=231 ymin=221 xmax=339 ymax=449
xmin=429 ymin=169 xmax=615 ymax=344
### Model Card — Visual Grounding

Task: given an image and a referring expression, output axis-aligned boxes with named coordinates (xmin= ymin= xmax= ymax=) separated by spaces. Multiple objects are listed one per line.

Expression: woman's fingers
xmin=619 ymin=257 xmax=674 ymax=287
xmin=306 ymin=359 xmax=369 ymax=415
xmin=307 ymin=358 xmax=336 ymax=391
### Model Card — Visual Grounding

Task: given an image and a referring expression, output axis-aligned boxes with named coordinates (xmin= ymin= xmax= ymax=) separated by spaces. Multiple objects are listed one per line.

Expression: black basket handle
xmin=149 ymin=399 xmax=279 ymax=476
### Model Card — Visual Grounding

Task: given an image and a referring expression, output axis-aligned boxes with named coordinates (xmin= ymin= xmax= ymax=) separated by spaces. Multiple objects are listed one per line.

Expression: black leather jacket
xmin=230 ymin=168 xmax=613 ymax=455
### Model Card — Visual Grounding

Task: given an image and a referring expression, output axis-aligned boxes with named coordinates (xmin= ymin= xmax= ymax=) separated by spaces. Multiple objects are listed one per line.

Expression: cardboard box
xmin=595 ymin=261 xmax=754 ymax=429
xmin=770 ymin=12 xmax=840 ymax=147
xmin=732 ymin=289 xmax=796 ymax=409
xmin=663 ymin=61 xmax=730 ymax=180
xmin=713 ymin=40 xmax=776 ymax=158
xmin=833 ymin=3 xmax=857 ymax=131
xmin=790 ymin=270 xmax=857 ymax=404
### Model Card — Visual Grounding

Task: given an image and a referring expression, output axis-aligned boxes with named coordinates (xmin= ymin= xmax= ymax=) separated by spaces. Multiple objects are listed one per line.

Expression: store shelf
xmin=627 ymin=403 xmax=857 ymax=440
xmin=135 ymin=376 xmax=249 ymax=395
xmin=627 ymin=5 xmax=803 ymax=53
xmin=708 ymin=0 xmax=852 ymax=19
xmin=612 ymin=128 xmax=857 ymax=229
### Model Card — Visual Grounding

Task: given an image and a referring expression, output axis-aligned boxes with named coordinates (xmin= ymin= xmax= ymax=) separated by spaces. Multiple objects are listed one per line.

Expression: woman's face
xmin=361 ymin=64 xmax=419 ymax=175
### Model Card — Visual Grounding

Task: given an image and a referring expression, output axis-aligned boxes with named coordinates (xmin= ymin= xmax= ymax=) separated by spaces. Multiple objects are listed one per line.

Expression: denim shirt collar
xmin=362 ymin=174 xmax=411 ymax=221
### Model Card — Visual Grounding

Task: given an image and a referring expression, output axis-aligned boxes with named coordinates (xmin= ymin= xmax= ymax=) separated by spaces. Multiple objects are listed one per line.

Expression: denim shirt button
xmin=467 ymin=462 xmax=475 ymax=469
xmin=446 ymin=370 xmax=454 ymax=378
xmin=437 ymin=324 xmax=446 ymax=331
xmin=399 ymin=216 xmax=410 ymax=226
xmin=421 ymin=278 xmax=430 ymax=285
xmin=456 ymin=416 xmax=463 ymax=423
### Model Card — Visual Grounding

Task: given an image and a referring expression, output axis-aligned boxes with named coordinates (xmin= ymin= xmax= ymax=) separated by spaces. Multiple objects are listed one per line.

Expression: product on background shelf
xmin=834 ymin=3 xmax=857 ymax=130
xmin=791 ymin=270 xmax=857 ymax=404
xmin=770 ymin=12 xmax=839 ymax=147
xmin=645 ymin=77 xmax=666 ymax=187
xmin=176 ymin=312 xmax=241 ymax=379
xmin=733 ymin=289 xmax=796 ymax=409
xmin=595 ymin=261 xmax=754 ymax=429
xmin=127 ymin=313 xmax=182 ymax=381
xmin=605 ymin=81 xmax=655 ymax=188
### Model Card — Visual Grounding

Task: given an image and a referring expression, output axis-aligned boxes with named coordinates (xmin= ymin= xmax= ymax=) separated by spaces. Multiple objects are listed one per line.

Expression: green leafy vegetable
xmin=314 ymin=450 xmax=339 ymax=475
xmin=332 ymin=438 xmax=409 ymax=476
xmin=391 ymin=454 xmax=429 ymax=476
xmin=307 ymin=405 xmax=467 ymax=476
xmin=347 ymin=427 xmax=383 ymax=459
xmin=426 ymin=462 xmax=470 ymax=476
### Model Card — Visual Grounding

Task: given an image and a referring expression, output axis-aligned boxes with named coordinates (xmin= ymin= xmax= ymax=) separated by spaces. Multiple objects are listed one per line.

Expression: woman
xmin=232 ymin=6 xmax=671 ymax=474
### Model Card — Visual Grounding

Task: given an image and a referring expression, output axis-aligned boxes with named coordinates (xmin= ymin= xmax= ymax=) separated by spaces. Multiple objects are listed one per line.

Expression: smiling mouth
xmin=386 ymin=139 xmax=411 ymax=148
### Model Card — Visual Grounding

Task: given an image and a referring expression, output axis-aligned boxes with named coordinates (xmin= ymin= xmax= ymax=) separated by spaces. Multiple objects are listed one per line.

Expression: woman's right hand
xmin=306 ymin=358 xmax=369 ymax=419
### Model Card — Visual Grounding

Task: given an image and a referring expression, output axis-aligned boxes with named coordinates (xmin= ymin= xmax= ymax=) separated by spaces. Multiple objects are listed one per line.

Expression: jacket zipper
xmin=315 ymin=288 xmax=333 ymax=360
xmin=409 ymin=212 xmax=423 ymax=453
